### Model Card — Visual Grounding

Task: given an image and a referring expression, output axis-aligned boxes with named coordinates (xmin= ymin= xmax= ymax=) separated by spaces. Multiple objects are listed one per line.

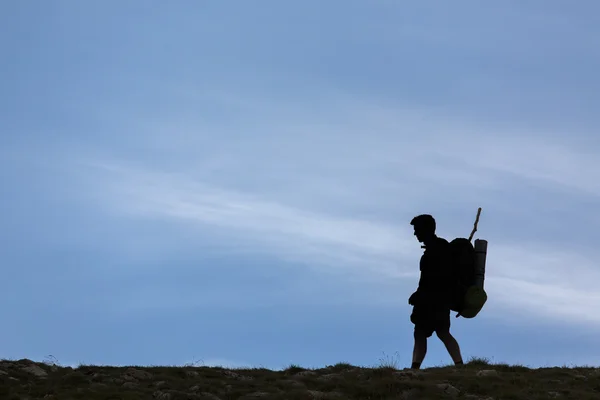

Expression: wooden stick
xmin=468 ymin=207 xmax=482 ymax=242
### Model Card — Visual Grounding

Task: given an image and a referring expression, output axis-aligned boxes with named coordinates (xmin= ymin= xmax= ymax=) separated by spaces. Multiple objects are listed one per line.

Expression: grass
xmin=1 ymin=356 xmax=599 ymax=400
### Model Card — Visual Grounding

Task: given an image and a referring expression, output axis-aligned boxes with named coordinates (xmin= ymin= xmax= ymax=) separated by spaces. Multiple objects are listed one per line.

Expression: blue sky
xmin=1 ymin=1 xmax=600 ymax=370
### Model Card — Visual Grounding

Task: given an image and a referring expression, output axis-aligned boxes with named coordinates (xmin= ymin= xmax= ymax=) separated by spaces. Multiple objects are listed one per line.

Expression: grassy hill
xmin=1 ymin=357 xmax=598 ymax=400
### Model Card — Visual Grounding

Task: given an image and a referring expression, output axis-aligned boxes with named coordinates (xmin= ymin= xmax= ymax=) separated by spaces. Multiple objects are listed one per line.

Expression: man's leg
xmin=412 ymin=330 xmax=428 ymax=369
xmin=412 ymin=321 xmax=434 ymax=369
xmin=433 ymin=309 xmax=463 ymax=365
xmin=410 ymin=306 xmax=434 ymax=369
xmin=436 ymin=329 xmax=463 ymax=365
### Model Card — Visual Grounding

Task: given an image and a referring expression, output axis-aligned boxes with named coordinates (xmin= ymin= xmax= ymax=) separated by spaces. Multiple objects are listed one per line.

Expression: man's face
xmin=413 ymin=226 xmax=431 ymax=243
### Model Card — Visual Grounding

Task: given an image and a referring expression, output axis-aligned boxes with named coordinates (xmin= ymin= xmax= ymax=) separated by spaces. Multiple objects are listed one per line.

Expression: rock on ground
xmin=476 ymin=369 xmax=499 ymax=377
xmin=436 ymin=383 xmax=460 ymax=397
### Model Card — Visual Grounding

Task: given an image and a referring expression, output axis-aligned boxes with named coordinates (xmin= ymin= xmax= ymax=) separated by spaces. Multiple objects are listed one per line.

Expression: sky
xmin=1 ymin=1 xmax=600 ymax=370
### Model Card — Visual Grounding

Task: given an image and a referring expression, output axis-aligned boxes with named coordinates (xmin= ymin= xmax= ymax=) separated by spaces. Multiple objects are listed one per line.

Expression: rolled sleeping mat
xmin=460 ymin=239 xmax=488 ymax=318
xmin=460 ymin=285 xmax=488 ymax=318
xmin=473 ymin=239 xmax=488 ymax=289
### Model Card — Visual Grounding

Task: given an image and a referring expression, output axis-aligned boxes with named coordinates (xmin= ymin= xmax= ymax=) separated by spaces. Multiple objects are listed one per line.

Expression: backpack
xmin=448 ymin=238 xmax=487 ymax=318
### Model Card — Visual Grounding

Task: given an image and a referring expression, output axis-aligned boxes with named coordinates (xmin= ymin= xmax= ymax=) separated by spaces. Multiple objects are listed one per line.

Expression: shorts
xmin=411 ymin=306 xmax=451 ymax=338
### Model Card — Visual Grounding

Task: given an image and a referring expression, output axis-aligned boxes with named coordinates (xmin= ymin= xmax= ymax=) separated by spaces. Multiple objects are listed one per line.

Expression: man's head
xmin=410 ymin=214 xmax=436 ymax=243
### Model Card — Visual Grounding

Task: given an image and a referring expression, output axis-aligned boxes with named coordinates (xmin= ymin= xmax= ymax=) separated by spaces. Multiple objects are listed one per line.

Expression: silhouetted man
xmin=408 ymin=214 xmax=463 ymax=369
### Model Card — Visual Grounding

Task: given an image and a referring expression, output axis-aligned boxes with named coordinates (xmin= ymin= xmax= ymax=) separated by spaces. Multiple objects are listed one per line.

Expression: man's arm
xmin=408 ymin=274 xmax=424 ymax=305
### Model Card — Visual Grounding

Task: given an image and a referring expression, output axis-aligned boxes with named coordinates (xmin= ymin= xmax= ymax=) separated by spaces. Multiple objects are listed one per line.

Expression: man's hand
xmin=408 ymin=291 xmax=419 ymax=306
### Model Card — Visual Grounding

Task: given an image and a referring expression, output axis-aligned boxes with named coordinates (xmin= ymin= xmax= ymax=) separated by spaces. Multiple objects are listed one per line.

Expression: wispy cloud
xmin=80 ymin=162 xmax=416 ymax=276
xmin=483 ymin=244 xmax=600 ymax=325
xmin=62 ymin=88 xmax=600 ymax=328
